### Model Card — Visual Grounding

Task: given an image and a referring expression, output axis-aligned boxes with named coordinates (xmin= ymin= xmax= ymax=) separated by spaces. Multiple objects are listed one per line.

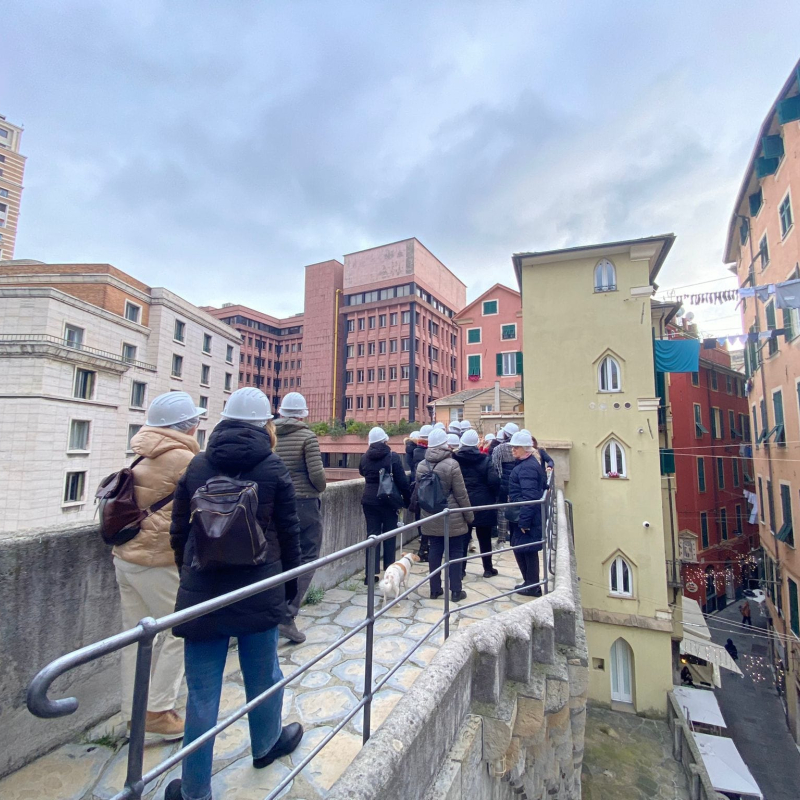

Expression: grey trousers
xmin=287 ymin=497 xmax=324 ymax=617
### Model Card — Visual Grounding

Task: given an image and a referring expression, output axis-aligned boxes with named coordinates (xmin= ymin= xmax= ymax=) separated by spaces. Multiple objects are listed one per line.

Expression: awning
xmin=682 ymin=597 xmax=711 ymax=640
xmin=681 ymin=632 xmax=743 ymax=676
xmin=672 ymin=686 xmax=726 ymax=728
xmin=693 ymin=733 xmax=763 ymax=798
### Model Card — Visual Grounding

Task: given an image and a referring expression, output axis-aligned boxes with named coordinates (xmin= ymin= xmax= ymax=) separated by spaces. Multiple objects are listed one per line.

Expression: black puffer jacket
xmin=509 ymin=454 xmax=547 ymax=539
xmin=170 ymin=420 xmax=301 ymax=640
xmin=404 ymin=439 xmax=417 ymax=471
xmin=359 ymin=442 xmax=411 ymax=507
xmin=453 ymin=446 xmax=500 ymax=527
xmin=411 ymin=443 xmax=427 ymax=480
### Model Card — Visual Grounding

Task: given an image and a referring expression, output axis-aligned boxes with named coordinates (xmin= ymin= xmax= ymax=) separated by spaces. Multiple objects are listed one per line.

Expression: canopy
xmin=682 ymin=597 xmax=711 ymax=640
xmin=680 ymin=632 xmax=743 ymax=676
xmin=672 ymin=686 xmax=726 ymax=728
xmin=693 ymin=733 xmax=763 ymax=798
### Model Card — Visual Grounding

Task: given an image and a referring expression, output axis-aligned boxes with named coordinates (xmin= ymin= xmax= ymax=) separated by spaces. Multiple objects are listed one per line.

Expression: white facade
xmin=0 ymin=286 xmax=240 ymax=533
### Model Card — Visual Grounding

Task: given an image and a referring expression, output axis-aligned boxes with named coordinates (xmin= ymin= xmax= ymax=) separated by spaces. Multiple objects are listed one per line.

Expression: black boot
xmin=253 ymin=723 xmax=304 ymax=769
xmin=164 ymin=779 xmax=182 ymax=800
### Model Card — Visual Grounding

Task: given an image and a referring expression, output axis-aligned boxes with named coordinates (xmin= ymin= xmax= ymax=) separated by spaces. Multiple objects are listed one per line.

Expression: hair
xmin=167 ymin=416 xmax=200 ymax=433
xmin=531 ymin=436 xmax=539 ymax=448
xmin=266 ymin=419 xmax=277 ymax=449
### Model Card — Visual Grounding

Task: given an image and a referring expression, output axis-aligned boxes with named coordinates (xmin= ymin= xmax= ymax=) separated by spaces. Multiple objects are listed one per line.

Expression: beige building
xmin=514 ymin=236 xmax=680 ymax=715
xmin=724 ymin=58 xmax=800 ymax=740
xmin=0 ymin=115 xmax=25 ymax=262
xmin=431 ymin=384 xmax=522 ymax=434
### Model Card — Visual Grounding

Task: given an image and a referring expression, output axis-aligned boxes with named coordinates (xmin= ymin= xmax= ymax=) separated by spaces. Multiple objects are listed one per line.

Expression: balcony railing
xmin=666 ymin=559 xmax=684 ymax=589
xmin=0 ymin=333 xmax=157 ymax=371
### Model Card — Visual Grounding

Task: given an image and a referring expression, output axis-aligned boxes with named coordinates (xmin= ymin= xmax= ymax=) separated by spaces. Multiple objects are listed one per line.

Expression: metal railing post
xmin=541 ymin=499 xmax=548 ymax=594
xmin=362 ymin=536 xmax=377 ymax=744
xmin=443 ymin=511 xmax=451 ymax=640
xmin=125 ymin=619 xmax=157 ymax=799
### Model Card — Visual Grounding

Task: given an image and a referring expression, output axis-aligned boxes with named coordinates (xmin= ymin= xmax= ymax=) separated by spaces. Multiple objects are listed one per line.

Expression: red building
xmin=669 ymin=328 xmax=759 ymax=613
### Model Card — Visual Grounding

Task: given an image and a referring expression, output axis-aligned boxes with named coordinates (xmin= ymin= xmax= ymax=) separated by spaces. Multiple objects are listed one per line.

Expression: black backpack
xmin=416 ymin=465 xmax=449 ymax=514
xmin=189 ymin=476 xmax=268 ymax=571
xmin=376 ymin=453 xmax=404 ymax=509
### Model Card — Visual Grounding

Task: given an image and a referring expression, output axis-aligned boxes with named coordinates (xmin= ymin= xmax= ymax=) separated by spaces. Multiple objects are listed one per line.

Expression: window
xmin=467 ymin=328 xmax=481 ymax=344
xmin=428 ymin=320 xmax=439 ymax=337
xmin=367 ymin=368 xmax=375 ymax=382
xmin=356 ymin=396 xmax=364 ymax=410
xmin=759 ymin=232 xmax=770 ymax=270
xmin=758 ymin=477 xmax=765 ymax=523
xmin=690 ymin=371 xmax=699 ymax=387
xmin=719 ymin=508 xmax=728 ymax=540
xmin=594 ymin=259 xmax=616 ymax=292
xmin=711 ymin=408 xmax=723 ymax=439
xmin=358 ymin=343 xmax=365 ymax=357
xmin=367 ymin=395 xmax=374 ymax=409
xmin=501 ymin=324 xmax=516 ymax=340
xmin=401 ymin=365 xmax=410 ymax=380
xmin=700 ymin=513 xmax=709 ymax=549
xmin=389 ymin=394 xmax=396 ymax=408
xmin=402 ymin=311 xmax=411 ymax=325
xmin=379 ymin=314 xmax=387 ymax=327
xmin=346 ymin=344 xmax=354 ymax=358
xmin=390 ymin=313 xmax=398 ymax=326
xmin=778 ymin=484 xmax=794 ymax=545
xmin=768 ymin=480 xmax=776 ymax=533
xmin=602 ymin=439 xmax=626 ymax=477
xmin=358 ymin=318 xmax=365 ymax=331
xmin=224 ymin=373 xmax=232 ymax=392
xmin=697 ymin=457 xmax=706 ymax=492
xmin=347 ymin=319 xmax=355 ymax=333
xmin=368 ymin=316 xmax=376 ymax=329
xmin=729 ymin=410 xmax=737 ymax=439
xmin=429 ymin=346 xmax=439 ymax=362
xmin=126 ymin=424 xmax=142 ymax=452
xmin=74 ymin=369 xmax=95 ymax=399
xmin=735 ymin=504 xmax=744 ymax=534
xmin=63 ymin=472 xmax=86 ymax=504
xmin=345 ymin=370 xmax=353 ymax=384
xmin=482 ymin=300 xmax=498 ymax=315
xmin=171 ymin=355 xmax=184 ymax=379
xmin=0 ymin=188 xmax=8 ymax=198
xmin=766 ymin=300 xmax=779 ymax=356
xmin=468 ymin=354 xmax=481 ymax=378
xmin=368 ymin=342 xmax=376 ymax=356
xmin=122 ymin=343 xmax=137 ymax=363
xmin=771 ymin=389 xmax=786 ymax=445
xmin=345 ymin=396 xmax=353 ymax=411
xmin=200 ymin=364 xmax=210 ymax=385
xmin=377 ymin=368 xmax=386 ymax=381
xmin=499 ymin=351 xmax=520 ymax=376
xmin=401 ymin=394 xmax=410 ymax=408
xmin=710 ymin=371 xmax=718 ymax=391
xmin=64 ymin=324 xmax=84 ymax=348
xmin=390 ymin=339 xmax=398 ymax=353
xmin=377 ymin=394 xmax=386 ymax=409
xmin=197 ymin=429 xmax=207 ymax=450
xmin=174 ymin=320 xmax=186 ymax=342
xmin=357 ymin=369 xmax=364 ymax=383
xmin=790 ymin=579 xmax=800 ymax=637
xmin=694 ymin=404 xmax=708 ymax=437
xmin=201 ymin=333 xmax=212 ymax=354
xmin=780 ymin=192 xmax=794 ymax=238
xmin=68 ymin=420 xmax=90 ymax=451
xmin=401 ymin=338 xmax=410 ymax=352
xmin=124 ymin=302 xmax=141 ymax=323
xmin=389 ymin=366 xmax=397 ymax=380
xmin=199 ymin=395 xmax=208 ymax=415
xmin=733 ymin=457 xmax=740 ymax=488
xmin=379 ymin=340 xmax=386 ymax=354
xmin=609 ymin=556 xmax=632 ymax=596
xmin=740 ymin=413 xmax=751 ymax=443
xmin=226 ymin=345 xmax=234 ymax=364
xmin=598 ymin=356 xmax=621 ymax=392
xmin=131 ymin=381 xmax=146 ymax=408
xmin=430 ymin=372 xmax=439 ymax=387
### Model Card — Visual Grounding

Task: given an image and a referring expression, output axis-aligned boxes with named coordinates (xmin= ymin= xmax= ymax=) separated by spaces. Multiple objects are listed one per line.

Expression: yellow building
xmin=513 ymin=235 xmax=679 ymax=715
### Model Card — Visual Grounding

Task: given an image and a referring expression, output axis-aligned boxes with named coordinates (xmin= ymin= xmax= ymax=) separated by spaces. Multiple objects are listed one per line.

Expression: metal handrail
xmin=0 ymin=333 xmax=157 ymax=371
xmin=26 ymin=479 xmax=557 ymax=800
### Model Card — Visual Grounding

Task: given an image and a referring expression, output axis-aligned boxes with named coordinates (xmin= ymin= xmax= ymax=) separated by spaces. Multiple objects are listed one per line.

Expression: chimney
xmin=494 ymin=380 xmax=500 ymax=411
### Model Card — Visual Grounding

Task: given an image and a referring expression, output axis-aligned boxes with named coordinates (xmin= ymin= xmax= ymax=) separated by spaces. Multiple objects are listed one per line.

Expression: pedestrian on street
xmin=491 ymin=422 xmax=520 ymax=545
xmin=359 ymin=427 xmax=411 ymax=579
xmin=411 ymin=425 xmax=433 ymax=562
xmin=740 ymin=600 xmax=752 ymax=626
xmin=113 ymin=391 xmax=204 ymax=742
xmin=415 ymin=428 xmax=474 ymax=602
xmin=446 ymin=433 xmax=460 ymax=451
xmin=507 ymin=430 xmax=547 ymax=597
xmin=166 ymin=388 xmax=303 ymax=800
xmin=273 ymin=392 xmax=327 ymax=644
xmin=448 ymin=421 xmax=462 ymax=438
xmin=454 ymin=430 xmax=500 ymax=577
xmin=480 ymin=433 xmax=495 ymax=454
xmin=725 ymin=638 xmax=739 ymax=661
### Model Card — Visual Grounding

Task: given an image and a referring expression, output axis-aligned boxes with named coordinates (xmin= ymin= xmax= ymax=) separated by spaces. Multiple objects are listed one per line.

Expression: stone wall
xmin=327 ymin=491 xmax=588 ymax=800
xmin=0 ymin=477 xmax=371 ymax=778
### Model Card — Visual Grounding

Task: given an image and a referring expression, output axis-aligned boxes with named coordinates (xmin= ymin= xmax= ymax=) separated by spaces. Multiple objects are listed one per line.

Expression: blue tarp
xmin=655 ymin=339 xmax=700 ymax=373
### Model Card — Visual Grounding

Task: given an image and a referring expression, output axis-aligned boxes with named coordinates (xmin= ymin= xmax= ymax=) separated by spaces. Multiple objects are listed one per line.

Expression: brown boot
xmin=143 ymin=710 xmax=184 ymax=742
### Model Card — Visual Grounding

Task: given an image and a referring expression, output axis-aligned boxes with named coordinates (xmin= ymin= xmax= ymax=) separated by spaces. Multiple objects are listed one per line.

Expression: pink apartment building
xmin=453 ymin=283 xmax=522 ymax=390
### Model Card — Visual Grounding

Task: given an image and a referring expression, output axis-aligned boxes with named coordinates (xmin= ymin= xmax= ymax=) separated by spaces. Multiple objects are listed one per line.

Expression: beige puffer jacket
xmin=415 ymin=446 xmax=474 ymax=537
xmin=112 ymin=426 xmax=200 ymax=568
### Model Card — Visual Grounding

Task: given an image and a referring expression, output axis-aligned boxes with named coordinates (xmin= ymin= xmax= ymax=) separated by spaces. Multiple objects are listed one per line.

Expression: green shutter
xmin=762 ymin=135 xmax=785 ymax=159
xmin=496 ymin=353 xmax=503 ymax=376
xmin=783 ymin=308 xmax=794 ymax=341
xmin=766 ymin=301 xmax=777 ymax=329
xmin=660 ymin=448 xmax=675 ymax=475
xmin=778 ymin=95 xmax=800 ymax=125
xmin=516 ymin=351 xmax=523 ymax=375
xmin=756 ymin=156 xmax=780 ymax=178
xmin=468 ymin=355 xmax=481 ymax=376
xmin=739 ymin=220 xmax=749 ymax=245
xmin=789 ymin=580 xmax=800 ymax=637
xmin=749 ymin=189 xmax=763 ymax=216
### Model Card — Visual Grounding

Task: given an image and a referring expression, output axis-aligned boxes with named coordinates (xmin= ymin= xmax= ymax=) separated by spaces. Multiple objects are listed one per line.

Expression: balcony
xmin=666 ymin=559 xmax=684 ymax=589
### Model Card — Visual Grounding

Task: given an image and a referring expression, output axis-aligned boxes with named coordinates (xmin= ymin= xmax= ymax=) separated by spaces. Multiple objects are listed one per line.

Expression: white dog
xmin=379 ymin=553 xmax=421 ymax=607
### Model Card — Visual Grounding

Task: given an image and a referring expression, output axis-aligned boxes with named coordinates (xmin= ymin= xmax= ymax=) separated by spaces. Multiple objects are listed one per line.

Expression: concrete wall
xmin=327 ymin=491 xmax=588 ymax=800
xmin=0 ymin=478 xmax=372 ymax=778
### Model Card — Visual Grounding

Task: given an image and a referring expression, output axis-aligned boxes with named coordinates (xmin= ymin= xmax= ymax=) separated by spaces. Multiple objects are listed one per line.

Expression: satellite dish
xmin=684 ymin=312 xmax=695 ymax=322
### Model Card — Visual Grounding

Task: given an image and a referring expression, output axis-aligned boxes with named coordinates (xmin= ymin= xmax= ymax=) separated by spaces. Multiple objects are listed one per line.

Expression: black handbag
xmin=377 ymin=454 xmax=404 ymax=509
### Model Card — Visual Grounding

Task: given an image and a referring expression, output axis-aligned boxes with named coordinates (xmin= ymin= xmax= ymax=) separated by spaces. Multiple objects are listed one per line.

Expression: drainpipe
xmin=332 ymin=289 xmax=342 ymax=422
xmin=409 ymin=300 xmax=417 ymax=422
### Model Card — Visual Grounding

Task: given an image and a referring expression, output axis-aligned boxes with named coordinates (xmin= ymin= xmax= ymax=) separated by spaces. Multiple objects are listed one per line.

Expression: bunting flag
xmin=673 ymin=289 xmax=738 ymax=305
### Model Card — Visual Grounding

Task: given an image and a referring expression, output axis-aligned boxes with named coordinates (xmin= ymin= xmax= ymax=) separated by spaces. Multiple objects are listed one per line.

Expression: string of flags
xmin=665 ymin=278 xmax=800 ymax=308
xmin=673 ymin=289 xmax=738 ymax=305
xmin=702 ymin=329 xmax=785 ymax=349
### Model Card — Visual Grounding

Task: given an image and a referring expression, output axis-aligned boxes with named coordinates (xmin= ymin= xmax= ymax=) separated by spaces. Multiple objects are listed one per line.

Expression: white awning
xmin=672 ymin=686 xmax=726 ymax=728
xmin=682 ymin=596 xmax=712 ymax=640
xmin=693 ymin=733 xmax=763 ymax=798
xmin=681 ymin=632 xmax=743 ymax=676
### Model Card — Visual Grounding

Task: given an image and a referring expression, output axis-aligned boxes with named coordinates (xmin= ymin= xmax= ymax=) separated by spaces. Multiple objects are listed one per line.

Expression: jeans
xmin=474 ymin=525 xmax=494 ymax=572
xmin=510 ymin=524 xmax=541 ymax=590
xmin=362 ymin=503 xmax=400 ymax=573
xmin=741 ymin=615 xmax=752 ymax=626
xmin=287 ymin=498 xmax=323 ymax=616
xmin=182 ymin=629 xmax=283 ymax=800
xmin=428 ymin=533 xmax=469 ymax=595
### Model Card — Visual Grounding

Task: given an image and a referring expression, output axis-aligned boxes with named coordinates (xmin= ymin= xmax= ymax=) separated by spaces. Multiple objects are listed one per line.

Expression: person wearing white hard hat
xmin=404 ymin=430 xmax=420 ymax=471
xmin=448 ymin=421 xmax=462 ymax=437
xmin=446 ymin=433 xmax=460 ymax=450
xmin=459 ymin=420 xmax=472 ymax=432
xmin=414 ymin=427 xmax=474 ymax=602
xmin=491 ymin=422 xmax=521 ymax=547
xmin=359 ymin=427 xmax=411 ymax=579
xmin=113 ymin=391 xmax=204 ymax=743
xmin=274 ymin=393 xmax=327 ymax=644
xmin=166 ymin=388 xmax=304 ymax=800
xmin=481 ymin=433 xmax=496 ymax=454
xmin=433 ymin=421 xmax=446 ymax=430
xmin=411 ymin=425 xmax=434 ymax=562
xmin=508 ymin=430 xmax=547 ymax=597
xmin=454 ymin=430 xmax=501 ymax=578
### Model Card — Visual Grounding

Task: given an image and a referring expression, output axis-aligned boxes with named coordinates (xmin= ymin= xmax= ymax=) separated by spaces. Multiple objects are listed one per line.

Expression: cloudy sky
xmin=3 ymin=2 xmax=799 ymax=333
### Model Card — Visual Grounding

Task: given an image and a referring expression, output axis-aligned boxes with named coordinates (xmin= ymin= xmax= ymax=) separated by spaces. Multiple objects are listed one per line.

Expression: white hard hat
xmin=419 ymin=424 xmax=434 ymax=438
xmin=448 ymin=422 xmax=461 ymax=434
xmin=460 ymin=430 xmax=479 ymax=447
xmin=447 ymin=433 xmax=460 ymax=448
xmin=147 ymin=391 xmax=205 ymax=427
xmin=220 ymin=387 xmax=273 ymax=421
xmin=510 ymin=430 xmax=533 ymax=447
xmin=485 ymin=433 xmax=496 ymax=442
xmin=503 ymin=422 xmax=520 ymax=437
xmin=368 ymin=426 xmax=389 ymax=445
xmin=410 ymin=431 xmax=420 ymax=441
xmin=428 ymin=428 xmax=448 ymax=449
xmin=278 ymin=391 xmax=308 ymax=418
xmin=460 ymin=420 xmax=472 ymax=431
xmin=433 ymin=422 xmax=446 ymax=430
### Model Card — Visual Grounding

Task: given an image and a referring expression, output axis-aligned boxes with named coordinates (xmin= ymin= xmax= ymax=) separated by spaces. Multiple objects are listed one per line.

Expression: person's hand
xmin=521 ymin=527 xmax=529 ymax=533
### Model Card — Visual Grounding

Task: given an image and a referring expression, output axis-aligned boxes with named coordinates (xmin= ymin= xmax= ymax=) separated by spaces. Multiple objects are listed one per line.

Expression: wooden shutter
xmin=516 ymin=352 xmax=523 ymax=375
xmin=496 ymin=353 xmax=503 ymax=376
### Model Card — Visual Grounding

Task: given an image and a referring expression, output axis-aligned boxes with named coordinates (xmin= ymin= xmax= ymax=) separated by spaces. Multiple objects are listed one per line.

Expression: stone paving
xmin=1 ymin=541 xmax=534 ymax=800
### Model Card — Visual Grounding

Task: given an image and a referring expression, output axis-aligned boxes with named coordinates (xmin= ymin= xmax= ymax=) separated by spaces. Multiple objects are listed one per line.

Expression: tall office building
xmin=0 ymin=115 xmax=26 ymax=262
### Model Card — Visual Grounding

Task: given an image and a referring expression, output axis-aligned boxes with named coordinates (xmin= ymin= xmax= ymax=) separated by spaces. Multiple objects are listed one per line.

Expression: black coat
xmin=508 ymin=454 xmax=547 ymax=539
xmin=411 ymin=444 xmax=428 ymax=481
xmin=453 ymin=446 xmax=500 ymax=527
xmin=359 ymin=442 xmax=411 ymax=507
xmin=404 ymin=440 xmax=417 ymax=471
xmin=170 ymin=420 xmax=302 ymax=640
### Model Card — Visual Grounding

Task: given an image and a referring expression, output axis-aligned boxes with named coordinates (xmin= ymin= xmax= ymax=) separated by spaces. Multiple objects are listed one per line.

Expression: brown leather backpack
xmin=95 ymin=457 xmax=175 ymax=546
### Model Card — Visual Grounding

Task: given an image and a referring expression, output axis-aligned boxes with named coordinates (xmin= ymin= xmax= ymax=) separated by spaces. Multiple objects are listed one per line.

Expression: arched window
xmin=602 ymin=439 xmax=626 ymax=477
xmin=610 ymin=556 xmax=633 ymax=596
xmin=598 ymin=356 xmax=621 ymax=392
xmin=594 ymin=259 xmax=617 ymax=292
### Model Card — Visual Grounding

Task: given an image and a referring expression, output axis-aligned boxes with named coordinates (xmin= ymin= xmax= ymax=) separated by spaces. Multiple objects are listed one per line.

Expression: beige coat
xmin=415 ymin=446 xmax=474 ymax=537
xmin=112 ymin=426 xmax=200 ymax=568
